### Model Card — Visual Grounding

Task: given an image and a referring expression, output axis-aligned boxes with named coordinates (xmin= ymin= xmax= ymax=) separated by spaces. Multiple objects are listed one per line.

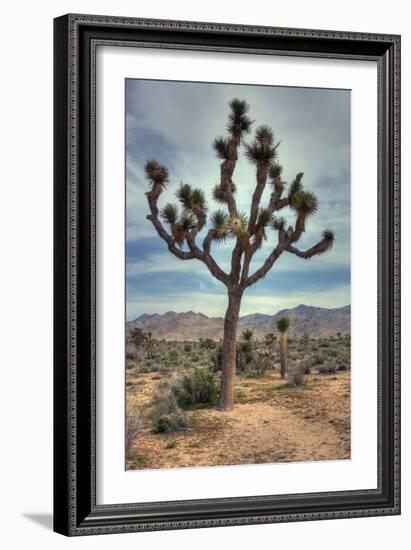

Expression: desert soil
xmin=126 ymin=370 xmax=350 ymax=470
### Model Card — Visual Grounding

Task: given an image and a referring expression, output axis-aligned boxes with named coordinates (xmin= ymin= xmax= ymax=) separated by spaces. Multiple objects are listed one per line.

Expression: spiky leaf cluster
xmin=257 ymin=208 xmax=273 ymax=228
xmin=145 ymin=160 xmax=169 ymax=188
xmin=190 ymin=188 xmax=207 ymax=212
xmin=227 ymin=98 xmax=253 ymax=138
xmin=160 ymin=203 xmax=179 ymax=225
xmin=210 ymin=209 xmax=229 ymax=242
xmin=271 ymin=216 xmax=287 ymax=231
xmin=268 ymin=163 xmax=283 ymax=180
xmin=318 ymin=230 xmax=335 ymax=252
xmin=291 ymin=190 xmax=319 ymax=217
xmin=288 ymin=172 xmax=304 ymax=205
xmin=212 ymin=182 xmax=237 ymax=204
xmin=180 ymin=212 xmax=197 ymax=231
xmin=213 ymin=136 xmax=231 ymax=160
xmin=227 ymin=211 xmax=248 ymax=237
xmin=176 ymin=183 xmax=207 ymax=215
xmin=322 ymin=229 xmax=335 ymax=243
xmin=244 ymin=125 xmax=280 ymax=166
xmin=176 ymin=183 xmax=192 ymax=209
xmin=276 ymin=317 xmax=290 ymax=333
xmin=242 ymin=329 xmax=254 ymax=342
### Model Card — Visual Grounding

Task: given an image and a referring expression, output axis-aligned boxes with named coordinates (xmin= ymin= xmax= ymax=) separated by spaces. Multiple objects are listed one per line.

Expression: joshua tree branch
xmin=147 ymin=191 xmax=230 ymax=285
xmin=248 ymin=165 xmax=268 ymax=233
xmin=146 ymin=212 xmax=195 ymax=261
xmin=286 ymin=238 xmax=333 ymax=259
xmin=220 ymin=139 xmax=240 ymax=217
xmin=244 ymin=243 xmax=285 ymax=288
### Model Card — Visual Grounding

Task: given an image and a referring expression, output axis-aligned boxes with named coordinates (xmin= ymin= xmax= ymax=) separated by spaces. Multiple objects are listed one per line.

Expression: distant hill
xmin=127 ymin=304 xmax=350 ymax=341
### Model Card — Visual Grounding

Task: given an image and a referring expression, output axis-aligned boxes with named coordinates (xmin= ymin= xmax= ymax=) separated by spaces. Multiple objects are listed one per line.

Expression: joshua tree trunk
xmin=279 ymin=331 xmax=288 ymax=379
xmin=217 ymin=289 xmax=242 ymax=411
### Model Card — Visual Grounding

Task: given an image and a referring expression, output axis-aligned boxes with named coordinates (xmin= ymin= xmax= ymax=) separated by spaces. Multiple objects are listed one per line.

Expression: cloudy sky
xmin=126 ymin=79 xmax=350 ymax=320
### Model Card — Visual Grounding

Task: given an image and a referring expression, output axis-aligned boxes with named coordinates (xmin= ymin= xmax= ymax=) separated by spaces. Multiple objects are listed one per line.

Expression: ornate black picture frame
xmin=53 ymin=13 xmax=401 ymax=536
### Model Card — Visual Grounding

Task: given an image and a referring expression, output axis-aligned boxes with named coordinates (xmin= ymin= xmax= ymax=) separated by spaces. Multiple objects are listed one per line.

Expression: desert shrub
xmin=151 ymin=391 xmax=188 ymax=434
xmin=337 ymin=364 xmax=349 ymax=371
xmin=172 ymin=367 xmax=218 ymax=409
xmin=319 ymin=341 xmax=331 ymax=348
xmin=199 ymin=338 xmax=216 ymax=350
xmin=287 ymin=365 xmax=306 ymax=387
xmin=183 ymin=344 xmax=192 ymax=353
xmin=126 ymin=409 xmax=142 ymax=455
xmin=313 ymin=353 xmax=325 ymax=365
xmin=190 ymin=353 xmax=201 ymax=363
xmin=243 ymin=352 xmax=271 ymax=378
xmin=318 ymin=363 xmax=337 ymax=374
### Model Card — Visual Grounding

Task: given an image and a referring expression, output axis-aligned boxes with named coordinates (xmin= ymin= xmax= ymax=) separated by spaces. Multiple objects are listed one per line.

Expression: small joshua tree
xmin=238 ymin=329 xmax=254 ymax=370
xmin=144 ymin=99 xmax=334 ymax=411
xmin=276 ymin=317 xmax=290 ymax=379
xmin=143 ymin=331 xmax=154 ymax=360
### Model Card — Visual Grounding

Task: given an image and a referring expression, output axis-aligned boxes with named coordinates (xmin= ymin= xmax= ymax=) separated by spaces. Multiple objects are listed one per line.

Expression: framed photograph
xmin=53 ymin=14 xmax=401 ymax=536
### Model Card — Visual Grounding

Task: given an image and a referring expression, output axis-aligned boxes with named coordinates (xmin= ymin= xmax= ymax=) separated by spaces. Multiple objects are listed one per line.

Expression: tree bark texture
xmin=217 ymin=289 xmax=242 ymax=411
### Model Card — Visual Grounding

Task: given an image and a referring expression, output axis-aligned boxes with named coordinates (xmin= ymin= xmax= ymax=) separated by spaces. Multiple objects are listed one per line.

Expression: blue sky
xmin=126 ymin=79 xmax=350 ymax=320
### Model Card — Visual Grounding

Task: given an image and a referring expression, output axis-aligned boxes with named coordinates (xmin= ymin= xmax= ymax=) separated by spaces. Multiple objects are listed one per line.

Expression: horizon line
xmin=127 ymin=303 xmax=351 ymax=322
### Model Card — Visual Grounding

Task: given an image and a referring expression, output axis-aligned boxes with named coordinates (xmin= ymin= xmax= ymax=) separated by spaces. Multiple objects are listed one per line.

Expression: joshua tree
xmin=238 ymin=329 xmax=254 ymax=370
xmin=276 ymin=317 xmax=290 ymax=379
xmin=144 ymin=98 xmax=334 ymax=410
xmin=241 ymin=329 xmax=254 ymax=342
xmin=143 ymin=331 xmax=154 ymax=360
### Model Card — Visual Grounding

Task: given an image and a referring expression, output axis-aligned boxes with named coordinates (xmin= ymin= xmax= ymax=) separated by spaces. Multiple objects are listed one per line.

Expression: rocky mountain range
xmin=127 ymin=304 xmax=350 ymax=341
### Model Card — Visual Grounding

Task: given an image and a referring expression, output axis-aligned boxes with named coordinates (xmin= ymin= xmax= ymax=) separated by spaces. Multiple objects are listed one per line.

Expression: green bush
xmin=183 ymin=344 xmax=192 ymax=353
xmin=172 ymin=367 xmax=218 ymax=409
xmin=151 ymin=391 xmax=188 ymax=434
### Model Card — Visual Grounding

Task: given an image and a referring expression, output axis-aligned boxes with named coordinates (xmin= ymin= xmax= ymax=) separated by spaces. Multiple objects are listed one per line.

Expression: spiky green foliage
xmin=322 ymin=229 xmax=335 ymax=244
xmin=190 ymin=188 xmax=207 ymax=213
xmin=288 ymin=172 xmax=304 ymax=204
xmin=145 ymin=160 xmax=169 ymax=188
xmin=255 ymin=125 xmax=275 ymax=145
xmin=227 ymin=98 xmax=253 ymax=138
xmin=213 ymin=136 xmax=231 ymax=160
xmin=268 ymin=163 xmax=283 ymax=180
xmin=291 ymin=191 xmax=319 ymax=217
xmin=160 ymin=203 xmax=179 ymax=225
xmin=210 ymin=210 xmax=229 ymax=242
xmin=179 ymin=212 xmax=197 ymax=231
xmin=176 ymin=183 xmax=193 ymax=209
xmin=242 ymin=329 xmax=254 ymax=342
xmin=257 ymin=208 xmax=273 ymax=228
xmin=212 ymin=184 xmax=226 ymax=204
xmin=271 ymin=216 xmax=287 ymax=231
xmin=211 ymin=209 xmax=228 ymax=230
xmin=276 ymin=317 xmax=290 ymax=333
xmin=319 ymin=229 xmax=335 ymax=253
xmin=244 ymin=125 xmax=280 ymax=166
xmin=227 ymin=211 xmax=248 ymax=237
